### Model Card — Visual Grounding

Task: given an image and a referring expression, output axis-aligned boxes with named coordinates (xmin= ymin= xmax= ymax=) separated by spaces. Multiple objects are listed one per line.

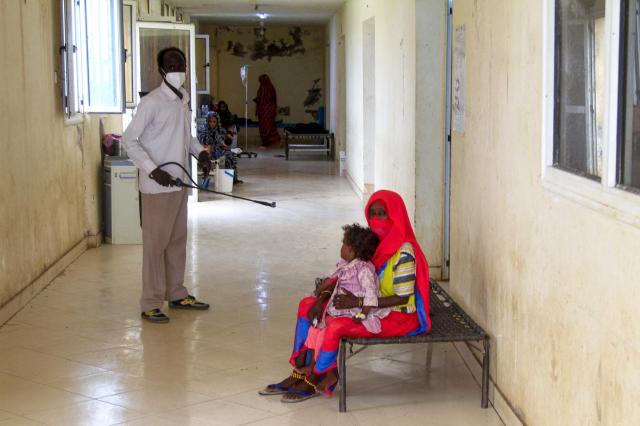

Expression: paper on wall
xmin=453 ymin=25 xmax=466 ymax=133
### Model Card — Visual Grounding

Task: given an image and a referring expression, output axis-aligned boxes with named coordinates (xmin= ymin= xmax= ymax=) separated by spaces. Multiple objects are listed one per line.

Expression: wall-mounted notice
xmin=453 ymin=25 xmax=466 ymax=133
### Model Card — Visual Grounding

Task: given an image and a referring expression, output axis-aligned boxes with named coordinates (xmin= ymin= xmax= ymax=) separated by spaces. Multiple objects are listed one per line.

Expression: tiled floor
xmin=0 ymin=150 xmax=504 ymax=425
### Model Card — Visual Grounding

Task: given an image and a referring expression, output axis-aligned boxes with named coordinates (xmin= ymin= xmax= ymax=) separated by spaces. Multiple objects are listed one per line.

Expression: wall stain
xmin=304 ymin=79 xmax=322 ymax=107
xmin=225 ymin=26 xmax=308 ymax=61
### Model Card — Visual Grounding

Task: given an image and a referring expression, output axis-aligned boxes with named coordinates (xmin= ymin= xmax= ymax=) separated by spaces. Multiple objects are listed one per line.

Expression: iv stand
xmin=238 ymin=64 xmax=257 ymax=158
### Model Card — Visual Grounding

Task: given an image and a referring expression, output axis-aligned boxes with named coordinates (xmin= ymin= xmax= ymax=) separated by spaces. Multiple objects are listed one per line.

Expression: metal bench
xmin=338 ymin=280 xmax=490 ymax=412
xmin=284 ymin=129 xmax=334 ymax=160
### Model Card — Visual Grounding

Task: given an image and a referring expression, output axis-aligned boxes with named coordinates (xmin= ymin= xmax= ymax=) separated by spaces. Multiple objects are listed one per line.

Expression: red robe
xmin=254 ymin=74 xmax=281 ymax=146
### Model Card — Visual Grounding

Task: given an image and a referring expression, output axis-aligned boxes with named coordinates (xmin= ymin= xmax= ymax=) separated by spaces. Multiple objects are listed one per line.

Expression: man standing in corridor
xmin=122 ymin=47 xmax=211 ymax=323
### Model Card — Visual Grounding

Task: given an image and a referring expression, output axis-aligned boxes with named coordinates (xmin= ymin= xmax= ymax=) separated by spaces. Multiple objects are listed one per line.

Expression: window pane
xmin=554 ymin=0 xmax=605 ymax=179
xmin=83 ymin=0 xmax=124 ymax=113
xmin=123 ymin=3 xmax=135 ymax=106
xmin=620 ymin=0 xmax=640 ymax=190
xmin=195 ymin=37 xmax=207 ymax=93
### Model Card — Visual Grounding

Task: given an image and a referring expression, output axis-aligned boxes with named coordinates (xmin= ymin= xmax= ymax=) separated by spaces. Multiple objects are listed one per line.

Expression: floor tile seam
xmin=5 ymin=338 xmax=141 ymax=361
xmin=238 ymin=410 xmax=302 ymax=426
xmin=0 ymin=362 xmax=109 ymax=388
xmin=220 ymin=390 xmax=334 ymax=415
xmin=42 ymin=373 xmax=148 ymax=400
xmin=29 ymin=364 xmax=111 ymax=386
xmin=2 ymin=395 xmax=91 ymax=417
xmin=152 ymin=394 xmax=273 ymax=418
xmin=0 ymin=370 xmax=55 ymax=390
xmin=21 ymin=399 xmax=147 ymax=423
xmin=188 ymin=386 xmax=268 ymax=401
xmin=96 ymin=392 xmax=217 ymax=414
xmin=2 ymin=319 xmax=139 ymax=336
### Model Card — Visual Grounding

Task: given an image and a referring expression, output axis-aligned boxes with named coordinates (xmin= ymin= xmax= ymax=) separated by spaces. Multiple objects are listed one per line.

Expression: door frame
xmin=443 ymin=0 xmax=453 ymax=280
xmin=135 ymin=21 xmax=198 ymax=202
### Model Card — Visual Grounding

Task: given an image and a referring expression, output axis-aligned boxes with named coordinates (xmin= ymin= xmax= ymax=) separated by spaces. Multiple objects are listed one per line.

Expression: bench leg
xmin=425 ymin=343 xmax=434 ymax=369
xmin=339 ymin=339 xmax=347 ymax=412
xmin=481 ymin=337 xmax=490 ymax=408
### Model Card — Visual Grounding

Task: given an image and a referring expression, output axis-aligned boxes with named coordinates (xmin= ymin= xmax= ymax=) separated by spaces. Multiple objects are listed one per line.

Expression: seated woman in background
xmin=198 ymin=112 xmax=242 ymax=184
xmin=217 ymin=100 xmax=239 ymax=149
xmin=217 ymin=100 xmax=233 ymax=123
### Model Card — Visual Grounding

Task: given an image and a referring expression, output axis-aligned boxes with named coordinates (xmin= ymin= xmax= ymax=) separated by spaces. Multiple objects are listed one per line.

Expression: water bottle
xmin=339 ymin=151 xmax=346 ymax=176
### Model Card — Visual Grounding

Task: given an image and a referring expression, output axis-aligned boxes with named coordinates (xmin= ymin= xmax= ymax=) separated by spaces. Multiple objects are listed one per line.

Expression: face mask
xmin=369 ymin=217 xmax=393 ymax=239
xmin=164 ymin=72 xmax=186 ymax=88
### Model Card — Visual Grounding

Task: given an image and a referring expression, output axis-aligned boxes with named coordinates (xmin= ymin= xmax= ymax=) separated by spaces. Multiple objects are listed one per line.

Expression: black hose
xmin=155 ymin=161 xmax=276 ymax=208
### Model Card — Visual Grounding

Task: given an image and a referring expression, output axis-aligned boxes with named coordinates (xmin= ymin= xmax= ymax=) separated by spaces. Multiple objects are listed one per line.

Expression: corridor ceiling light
xmin=254 ymin=3 xmax=268 ymax=20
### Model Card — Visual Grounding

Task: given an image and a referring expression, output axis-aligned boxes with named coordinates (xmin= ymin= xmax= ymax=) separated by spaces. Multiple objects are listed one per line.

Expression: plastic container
xmin=339 ymin=151 xmax=346 ymax=176
xmin=215 ymin=168 xmax=234 ymax=193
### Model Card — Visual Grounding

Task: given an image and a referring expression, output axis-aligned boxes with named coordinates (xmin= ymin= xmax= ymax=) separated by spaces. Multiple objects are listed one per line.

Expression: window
xmin=554 ymin=0 xmax=606 ymax=180
xmin=195 ymin=35 xmax=210 ymax=94
xmin=543 ymin=0 xmax=640 ymax=227
xmin=619 ymin=0 xmax=640 ymax=192
xmin=60 ymin=0 xmax=125 ymax=117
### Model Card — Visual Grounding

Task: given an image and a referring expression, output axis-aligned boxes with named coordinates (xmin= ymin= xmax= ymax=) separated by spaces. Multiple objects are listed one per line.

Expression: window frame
xmin=616 ymin=0 xmax=640 ymax=194
xmin=123 ymin=0 xmax=138 ymax=108
xmin=59 ymin=0 xmax=125 ymax=119
xmin=542 ymin=0 xmax=640 ymax=228
xmin=195 ymin=34 xmax=211 ymax=95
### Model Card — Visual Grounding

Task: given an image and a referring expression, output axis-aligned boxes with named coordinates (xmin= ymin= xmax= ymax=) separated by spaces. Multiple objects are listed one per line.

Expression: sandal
xmin=259 ymin=371 xmax=304 ymax=396
xmin=259 ymin=383 xmax=289 ymax=396
xmin=281 ymin=377 xmax=319 ymax=403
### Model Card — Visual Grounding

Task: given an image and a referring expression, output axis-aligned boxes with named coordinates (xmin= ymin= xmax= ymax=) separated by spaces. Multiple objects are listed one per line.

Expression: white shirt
xmin=121 ymin=82 xmax=205 ymax=194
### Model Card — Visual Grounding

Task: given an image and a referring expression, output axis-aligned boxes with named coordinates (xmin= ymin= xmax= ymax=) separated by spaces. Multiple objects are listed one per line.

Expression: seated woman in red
xmin=259 ymin=190 xmax=431 ymax=403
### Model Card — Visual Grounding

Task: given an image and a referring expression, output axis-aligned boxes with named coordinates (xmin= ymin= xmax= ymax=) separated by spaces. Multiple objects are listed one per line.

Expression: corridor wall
xmin=450 ymin=1 xmax=640 ymax=424
xmin=0 ymin=1 xmax=121 ymax=323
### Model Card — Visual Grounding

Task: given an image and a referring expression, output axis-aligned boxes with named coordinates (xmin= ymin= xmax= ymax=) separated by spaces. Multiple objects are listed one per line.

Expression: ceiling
xmin=173 ymin=0 xmax=345 ymax=24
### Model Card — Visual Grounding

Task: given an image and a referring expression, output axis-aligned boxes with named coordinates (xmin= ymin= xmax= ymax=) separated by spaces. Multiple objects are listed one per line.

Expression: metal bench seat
xmin=338 ymin=280 xmax=490 ymax=412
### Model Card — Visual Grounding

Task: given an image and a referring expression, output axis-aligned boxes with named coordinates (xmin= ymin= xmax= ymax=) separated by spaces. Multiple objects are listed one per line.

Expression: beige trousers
xmin=140 ymin=189 xmax=189 ymax=311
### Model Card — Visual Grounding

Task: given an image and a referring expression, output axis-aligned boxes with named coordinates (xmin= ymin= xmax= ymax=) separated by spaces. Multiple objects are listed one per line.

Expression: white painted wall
xmin=415 ymin=0 xmax=447 ymax=277
xmin=328 ymin=0 xmax=417 ymax=215
xmin=327 ymin=0 xmax=445 ymax=275
xmin=362 ymin=17 xmax=376 ymax=189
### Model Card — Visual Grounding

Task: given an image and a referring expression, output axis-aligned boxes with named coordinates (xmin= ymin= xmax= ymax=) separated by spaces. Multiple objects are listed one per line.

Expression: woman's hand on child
xmin=333 ymin=289 xmax=360 ymax=309
xmin=313 ymin=277 xmax=338 ymax=297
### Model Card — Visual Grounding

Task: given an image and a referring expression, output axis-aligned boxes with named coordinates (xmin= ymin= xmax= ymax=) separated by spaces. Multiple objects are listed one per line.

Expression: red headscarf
xmin=365 ymin=190 xmax=431 ymax=335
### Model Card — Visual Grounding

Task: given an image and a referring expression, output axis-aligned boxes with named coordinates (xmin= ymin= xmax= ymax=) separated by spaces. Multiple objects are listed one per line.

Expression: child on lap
xmin=299 ymin=223 xmax=388 ymax=374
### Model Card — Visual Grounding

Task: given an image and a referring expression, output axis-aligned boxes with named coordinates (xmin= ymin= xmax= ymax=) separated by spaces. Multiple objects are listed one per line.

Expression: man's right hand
xmin=149 ymin=167 xmax=174 ymax=187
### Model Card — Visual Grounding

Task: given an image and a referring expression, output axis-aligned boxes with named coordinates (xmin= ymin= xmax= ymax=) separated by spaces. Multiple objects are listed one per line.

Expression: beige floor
xmin=0 ymin=150 xmax=504 ymax=426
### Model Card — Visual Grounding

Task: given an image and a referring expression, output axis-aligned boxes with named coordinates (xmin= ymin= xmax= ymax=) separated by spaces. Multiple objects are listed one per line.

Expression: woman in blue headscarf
xmin=198 ymin=112 xmax=242 ymax=183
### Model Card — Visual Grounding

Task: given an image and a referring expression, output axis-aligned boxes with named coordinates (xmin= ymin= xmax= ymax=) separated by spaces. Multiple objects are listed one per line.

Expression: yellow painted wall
xmin=451 ymin=1 xmax=640 ymax=424
xmin=197 ymin=23 xmax=326 ymax=125
xmin=0 ymin=1 xmax=121 ymax=313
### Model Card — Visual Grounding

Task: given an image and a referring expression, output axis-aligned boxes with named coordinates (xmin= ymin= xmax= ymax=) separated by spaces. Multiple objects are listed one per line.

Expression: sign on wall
xmin=453 ymin=25 xmax=466 ymax=133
